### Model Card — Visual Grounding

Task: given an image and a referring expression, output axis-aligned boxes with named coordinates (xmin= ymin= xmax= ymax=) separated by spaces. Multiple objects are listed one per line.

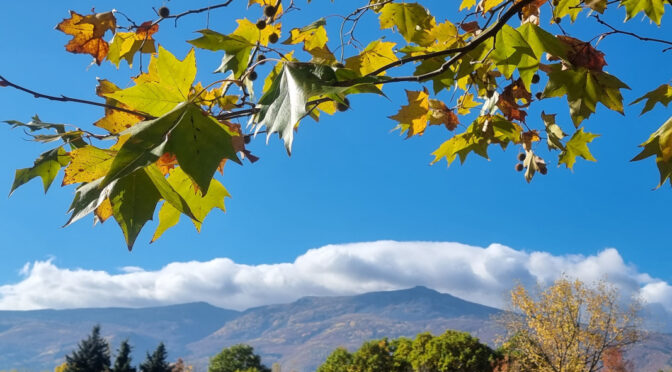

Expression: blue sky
xmin=0 ymin=0 xmax=671 ymax=312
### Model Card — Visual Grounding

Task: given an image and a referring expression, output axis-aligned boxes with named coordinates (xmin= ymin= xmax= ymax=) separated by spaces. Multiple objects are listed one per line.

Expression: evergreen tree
xmin=65 ymin=324 xmax=111 ymax=372
xmin=139 ymin=342 xmax=171 ymax=372
xmin=112 ymin=339 xmax=136 ymax=372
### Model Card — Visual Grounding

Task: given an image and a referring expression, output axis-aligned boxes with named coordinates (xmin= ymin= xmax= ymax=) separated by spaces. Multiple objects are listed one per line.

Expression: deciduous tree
xmin=208 ymin=344 xmax=270 ymax=372
xmin=3 ymin=0 xmax=672 ymax=249
xmin=500 ymin=278 xmax=642 ymax=372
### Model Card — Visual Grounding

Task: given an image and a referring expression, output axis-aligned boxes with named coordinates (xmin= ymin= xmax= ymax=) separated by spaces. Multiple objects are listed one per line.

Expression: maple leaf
xmin=248 ymin=0 xmax=284 ymax=17
xmin=522 ymin=130 xmax=541 ymax=151
xmin=543 ymin=66 xmax=629 ymax=126
xmin=516 ymin=23 xmax=570 ymax=89
xmin=345 ymin=40 xmax=398 ymax=76
xmin=283 ymin=19 xmax=336 ymax=63
xmin=521 ymin=0 xmax=548 ymax=24
xmin=559 ymin=128 xmax=599 ymax=169
xmin=63 ymin=146 xmax=116 ymax=185
xmin=94 ymin=80 xmax=145 ymax=134
xmin=102 ymin=103 xmax=240 ymax=194
xmin=457 ymin=93 xmax=481 ymax=115
xmin=621 ymin=0 xmax=666 ymax=25
xmin=95 ymin=198 xmax=113 ymax=224
xmin=156 ymin=153 xmax=178 ymax=176
xmin=631 ymin=84 xmax=672 ymax=115
xmin=523 ymin=150 xmax=547 ymax=182
xmin=10 ymin=147 xmax=70 ymax=195
xmin=233 ymin=18 xmax=282 ymax=46
xmin=378 ymin=3 xmax=436 ymax=46
xmin=389 ymin=89 xmax=430 ymax=138
xmin=152 ymin=167 xmax=230 ymax=242
xmin=556 ymin=36 xmax=606 ymax=72
xmin=489 ymin=25 xmax=536 ymax=78
xmin=105 ymin=46 xmax=197 ymax=117
xmin=188 ymin=30 xmax=255 ymax=79
xmin=107 ymin=21 xmax=159 ymax=68
xmin=497 ymin=79 xmax=531 ymax=122
xmin=554 ymin=0 xmax=582 ymax=21
xmin=56 ymin=10 xmax=117 ymax=65
xmin=428 ymin=100 xmax=459 ymax=131
xmin=632 ymin=116 xmax=672 ymax=187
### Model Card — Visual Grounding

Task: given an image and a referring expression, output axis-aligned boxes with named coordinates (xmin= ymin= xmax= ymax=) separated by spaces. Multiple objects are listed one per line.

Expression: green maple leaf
xmin=631 ymin=84 xmax=672 ymax=115
xmin=554 ymin=0 xmax=582 ymax=21
xmin=621 ymin=0 xmax=665 ymax=25
xmin=152 ymin=167 xmax=230 ymax=242
xmin=632 ymin=116 xmax=672 ymax=187
xmin=10 ymin=147 xmax=70 ymax=195
xmin=102 ymin=103 xmax=240 ymax=193
xmin=489 ymin=25 xmax=536 ymax=79
xmin=378 ymin=3 xmax=435 ymax=46
xmin=188 ymin=29 xmax=255 ymax=78
xmin=105 ymin=46 xmax=197 ymax=117
xmin=517 ymin=23 xmax=570 ymax=89
xmin=543 ymin=67 xmax=629 ymax=126
xmin=65 ymin=177 xmax=117 ymax=227
xmin=558 ymin=128 xmax=600 ymax=169
xmin=253 ymin=62 xmax=376 ymax=154
xmin=110 ymin=168 xmax=162 ymax=250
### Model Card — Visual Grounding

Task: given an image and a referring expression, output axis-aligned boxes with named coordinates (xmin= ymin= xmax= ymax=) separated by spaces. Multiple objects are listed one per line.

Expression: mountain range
xmin=0 ymin=286 xmax=669 ymax=371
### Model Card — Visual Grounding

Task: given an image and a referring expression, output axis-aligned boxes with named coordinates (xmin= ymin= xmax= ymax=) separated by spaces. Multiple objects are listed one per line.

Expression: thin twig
xmin=154 ymin=0 xmax=236 ymax=27
xmin=0 ymin=75 xmax=154 ymax=119
xmin=593 ymin=15 xmax=672 ymax=51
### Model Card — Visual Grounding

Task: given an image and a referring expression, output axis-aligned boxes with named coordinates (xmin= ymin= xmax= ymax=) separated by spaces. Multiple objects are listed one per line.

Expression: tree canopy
xmin=208 ymin=344 xmax=270 ymax=372
xmin=2 ymin=0 xmax=672 ymax=249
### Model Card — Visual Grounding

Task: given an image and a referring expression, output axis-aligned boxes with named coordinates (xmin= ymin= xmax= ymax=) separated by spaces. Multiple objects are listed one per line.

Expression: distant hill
xmin=0 ymin=286 xmax=670 ymax=371
xmin=0 ymin=302 xmax=240 ymax=369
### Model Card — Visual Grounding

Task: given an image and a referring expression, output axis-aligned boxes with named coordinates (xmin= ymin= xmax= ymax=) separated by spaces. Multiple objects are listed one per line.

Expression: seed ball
xmin=531 ymin=74 xmax=540 ymax=84
xmin=535 ymin=92 xmax=543 ymax=100
xmin=264 ymin=5 xmax=277 ymax=17
xmin=336 ymin=98 xmax=350 ymax=112
xmin=554 ymin=17 xmax=562 ymax=24
xmin=256 ymin=54 xmax=267 ymax=64
xmin=268 ymin=33 xmax=279 ymax=44
xmin=249 ymin=71 xmax=258 ymax=81
xmin=518 ymin=153 xmax=526 ymax=162
xmin=256 ymin=19 xmax=267 ymax=30
xmin=515 ymin=163 xmax=524 ymax=172
xmin=539 ymin=166 xmax=548 ymax=175
xmin=158 ymin=6 xmax=170 ymax=18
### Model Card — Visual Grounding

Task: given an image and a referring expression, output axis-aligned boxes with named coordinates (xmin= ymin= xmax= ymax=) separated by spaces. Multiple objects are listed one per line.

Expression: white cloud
xmin=0 ymin=240 xmax=670 ymax=329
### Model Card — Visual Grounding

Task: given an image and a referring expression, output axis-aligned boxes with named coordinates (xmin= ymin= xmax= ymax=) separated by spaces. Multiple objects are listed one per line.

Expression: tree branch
xmin=594 ymin=15 xmax=672 ymax=51
xmin=336 ymin=0 xmax=535 ymax=86
xmin=156 ymin=0 xmax=236 ymax=26
xmin=0 ymin=75 xmax=154 ymax=119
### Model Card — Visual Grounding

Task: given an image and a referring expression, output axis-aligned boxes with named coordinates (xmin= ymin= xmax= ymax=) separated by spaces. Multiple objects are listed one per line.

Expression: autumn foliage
xmin=2 ymin=0 xmax=671 ymax=249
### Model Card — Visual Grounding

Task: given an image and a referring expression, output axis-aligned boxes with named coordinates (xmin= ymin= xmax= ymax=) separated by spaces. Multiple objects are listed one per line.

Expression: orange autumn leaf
xmin=557 ymin=36 xmax=607 ymax=71
xmin=56 ymin=10 xmax=117 ymax=65
xmin=521 ymin=0 xmax=547 ymax=25
xmin=522 ymin=130 xmax=541 ymax=151
xmin=428 ymin=100 xmax=459 ymax=131
xmin=156 ymin=153 xmax=178 ymax=176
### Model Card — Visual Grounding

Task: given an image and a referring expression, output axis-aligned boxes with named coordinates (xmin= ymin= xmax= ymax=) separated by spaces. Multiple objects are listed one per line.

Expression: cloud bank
xmin=1 ymin=241 xmax=670 ymax=327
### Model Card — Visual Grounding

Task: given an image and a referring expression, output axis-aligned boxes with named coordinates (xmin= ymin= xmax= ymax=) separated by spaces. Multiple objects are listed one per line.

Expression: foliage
xmin=64 ymin=325 xmax=111 ymax=372
xmin=317 ymin=330 xmax=498 ymax=372
xmin=112 ymin=339 xmax=137 ymax=372
xmin=54 ymin=363 xmax=67 ymax=372
xmin=139 ymin=343 xmax=171 ymax=372
xmin=499 ymin=277 xmax=643 ymax=372
xmin=3 ymin=0 xmax=672 ymax=249
xmin=208 ymin=344 xmax=270 ymax=372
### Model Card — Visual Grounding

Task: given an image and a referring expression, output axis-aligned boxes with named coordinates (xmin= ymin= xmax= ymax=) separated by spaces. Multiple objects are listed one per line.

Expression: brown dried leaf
xmin=56 ymin=10 xmax=117 ymax=64
xmin=557 ymin=36 xmax=607 ymax=71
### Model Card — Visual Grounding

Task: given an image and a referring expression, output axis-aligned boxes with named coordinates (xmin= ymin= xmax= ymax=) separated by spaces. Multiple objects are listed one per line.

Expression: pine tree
xmin=65 ymin=324 xmax=111 ymax=372
xmin=139 ymin=342 xmax=171 ymax=372
xmin=112 ymin=339 xmax=136 ymax=372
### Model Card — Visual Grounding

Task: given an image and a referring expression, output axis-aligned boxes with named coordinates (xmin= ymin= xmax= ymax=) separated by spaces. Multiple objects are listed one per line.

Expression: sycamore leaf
xmin=558 ymin=128 xmax=599 ymax=169
xmin=4 ymin=115 xmax=67 ymax=133
xmin=253 ymin=62 xmax=377 ymax=153
xmin=460 ymin=0 xmax=477 ymax=10
xmin=621 ymin=0 xmax=665 ymax=25
xmin=65 ymin=177 xmax=117 ymax=227
xmin=543 ymin=67 xmax=629 ymax=126
xmin=389 ymin=89 xmax=430 ymax=137
xmin=56 ymin=10 xmax=116 ymax=64
xmin=188 ymin=29 xmax=254 ymax=78
xmin=248 ymin=0 xmax=284 ymax=17
xmin=490 ymin=25 xmax=536 ymax=79
xmin=554 ymin=0 xmax=582 ymax=21
xmin=557 ymin=36 xmax=606 ymax=72
xmin=233 ymin=18 xmax=282 ymax=46
xmin=63 ymin=146 xmax=116 ymax=185
xmin=107 ymin=21 xmax=158 ymax=68
xmin=95 ymin=198 xmax=113 ymax=224
xmin=103 ymin=103 xmax=240 ymax=194
xmin=105 ymin=46 xmax=197 ymax=117
xmin=457 ymin=93 xmax=481 ymax=115
xmin=10 ymin=147 xmax=70 ymax=195
xmin=521 ymin=0 xmax=548 ymax=24
xmin=109 ymin=168 xmax=162 ymax=250
xmin=542 ymin=112 xmax=567 ymax=150
xmin=345 ymin=40 xmax=397 ymax=76
xmin=152 ymin=167 xmax=230 ymax=242
xmin=378 ymin=3 xmax=436 ymax=46
xmin=631 ymin=84 xmax=672 ymax=115
xmin=428 ymin=100 xmax=459 ymax=130
xmin=517 ymin=23 xmax=570 ymax=88
xmin=94 ymin=80 xmax=145 ymax=134
xmin=523 ymin=151 xmax=547 ymax=182
xmin=632 ymin=116 xmax=672 ymax=187
xmin=497 ymin=79 xmax=532 ymax=122
xmin=282 ymin=19 xmax=335 ymax=63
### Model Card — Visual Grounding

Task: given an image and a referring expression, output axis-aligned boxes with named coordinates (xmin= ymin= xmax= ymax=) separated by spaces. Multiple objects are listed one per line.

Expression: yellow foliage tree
xmin=500 ymin=278 xmax=642 ymax=372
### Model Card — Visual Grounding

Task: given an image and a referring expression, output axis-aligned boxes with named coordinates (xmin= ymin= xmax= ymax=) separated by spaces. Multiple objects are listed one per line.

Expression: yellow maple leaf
xmin=389 ymin=89 xmax=430 ymax=138
xmin=345 ymin=40 xmax=397 ymax=76
xmin=107 ymin=21 xmax=159 ymax=67
xmin=94 ymin=79 xmax=145 ymax=134
xmin=63 ymin=146 xmax=116 ymax=185
xmin=234 ymin=19 xmax=282 ymax=46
